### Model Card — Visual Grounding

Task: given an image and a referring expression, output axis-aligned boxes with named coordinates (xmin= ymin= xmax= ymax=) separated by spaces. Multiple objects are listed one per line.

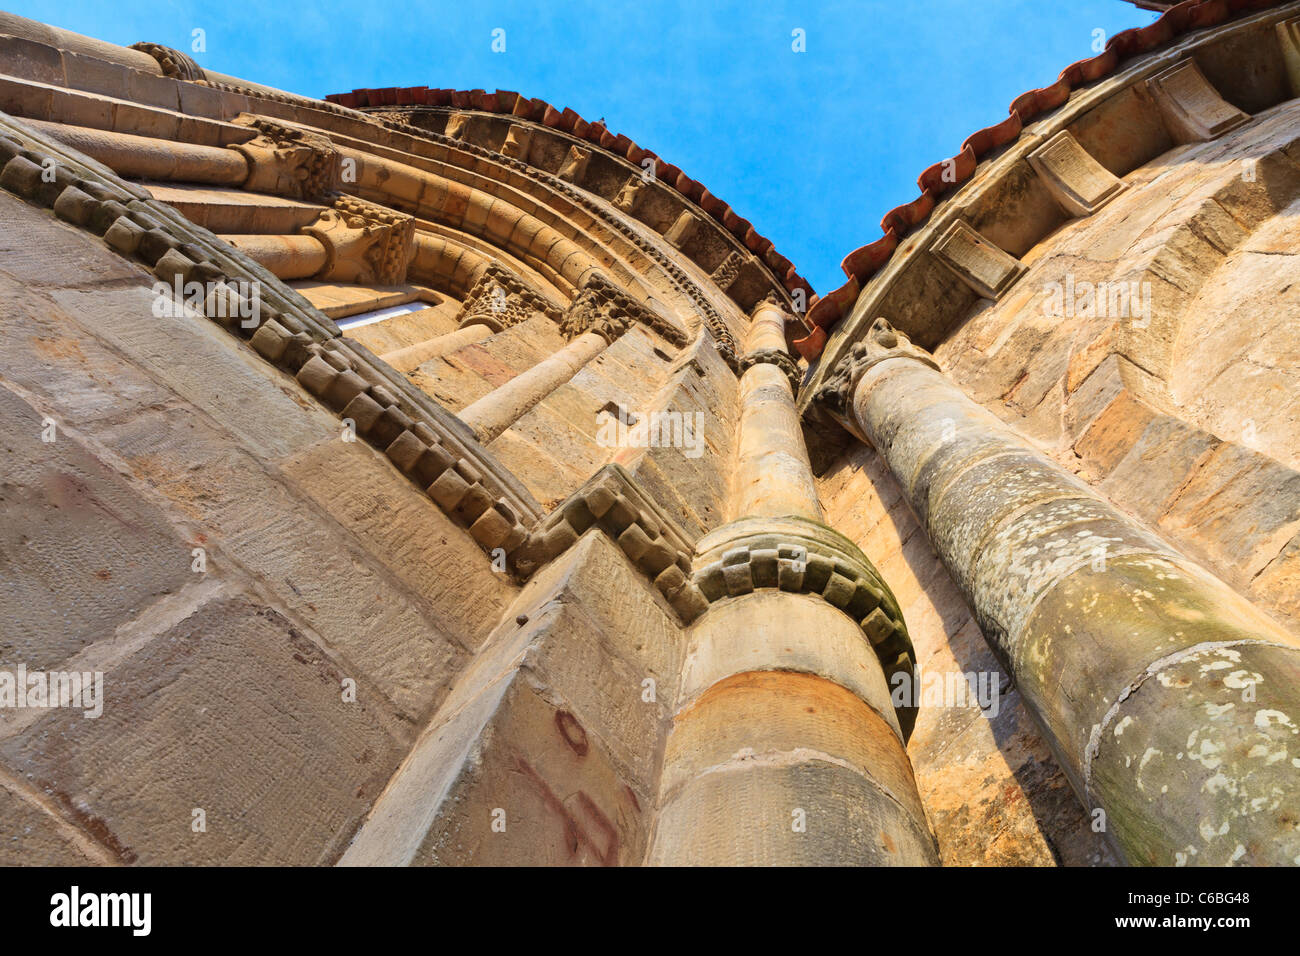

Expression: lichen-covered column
xmin=821 ymin=317 xmax=1300 ymax=866
xmin=648 ymin=300 xmax=938 ymax=866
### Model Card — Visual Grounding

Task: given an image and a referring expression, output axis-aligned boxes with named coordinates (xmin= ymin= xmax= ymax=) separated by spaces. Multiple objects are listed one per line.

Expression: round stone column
xmin=457 ymin=329 xmax=611 ymax=444
xmin=379 ymin=321 xmax=493 ymax=372
xmin=648 ymin=302 xmax=937 ymax=866
xmin=825 ymin=317 xmax=1300 ymax=866
xmin=219 ymin=233 xmax=328 ymax=280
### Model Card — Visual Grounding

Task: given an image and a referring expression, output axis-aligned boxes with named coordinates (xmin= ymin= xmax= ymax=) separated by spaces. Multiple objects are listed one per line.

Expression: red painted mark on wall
xmin=554 ymin=710 xmax=589 ymax=757
xmin=514 ymin=756 xmax=618 ymax=866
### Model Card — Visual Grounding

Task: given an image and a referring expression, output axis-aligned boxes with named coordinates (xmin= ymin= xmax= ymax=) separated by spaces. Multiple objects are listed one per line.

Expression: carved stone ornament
xmin=302 ymin=195 xmax=415 ymax=285
xmin=231 ymin=117 xmax=341 ymax=201
xmin=816 ymin=317 xmax=941 ymax=415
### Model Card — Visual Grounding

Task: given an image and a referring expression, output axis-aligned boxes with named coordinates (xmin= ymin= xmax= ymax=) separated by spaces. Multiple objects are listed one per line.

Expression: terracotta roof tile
xmin=791 ymin=0 xmax=1284 ymax=359
xmin=325 ymin=86 xmax=816 ymax=302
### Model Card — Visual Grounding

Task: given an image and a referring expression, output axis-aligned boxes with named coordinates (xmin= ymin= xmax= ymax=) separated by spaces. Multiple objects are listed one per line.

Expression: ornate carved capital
xmin=738 ymin=347 xmax=802 ymax=391
xmin=302 ymin=195 xmax=415 ymax=285
xmin=456 ymin=263 xmax=563 ymax=332
xmin=231 ymin=118 xmax=341 ymax=201
xmin=561 ymin=273 xmax=686 ymax=347
xmin=130 ymin=42 xmax=205 ymax=81
xmin=815 ymin=317 xmax=940 ymax=415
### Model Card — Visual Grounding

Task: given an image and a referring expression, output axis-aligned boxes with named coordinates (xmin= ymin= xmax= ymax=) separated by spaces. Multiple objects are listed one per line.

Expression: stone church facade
xmin=0 ymin=0 xmax=1296 ymax=866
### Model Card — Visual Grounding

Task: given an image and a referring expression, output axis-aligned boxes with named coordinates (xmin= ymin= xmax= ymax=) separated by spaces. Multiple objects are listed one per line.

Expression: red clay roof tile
xmin=791 ymin=0 xmax=1284 ymax=359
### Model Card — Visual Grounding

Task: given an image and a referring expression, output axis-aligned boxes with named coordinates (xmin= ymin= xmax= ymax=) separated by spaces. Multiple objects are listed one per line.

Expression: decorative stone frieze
xmin=302 ymin=194 xmax=416 ymax=285
xmin=512 ymin=464 xmax=708 ymax=621
xmin=230 ymin=117 xmax=341 ymax=201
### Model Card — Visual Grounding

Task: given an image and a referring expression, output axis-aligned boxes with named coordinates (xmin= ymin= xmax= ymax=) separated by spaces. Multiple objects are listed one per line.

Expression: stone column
xmin=25 ymin=120 xmax=249 ymax=185
xmin=822 ymin=317 xmax=1300 ymax=866
xmin=456 ymin=329 xmax=613 ymax=444
xmin=219 ymin=197 xmax=417 ymax=286
xmin=379 ymin=322 xmax=493 ymax=372
xmin=219 ymin=233 xmax=328 ymax=280
xmin=731 ymin=299 xmax=822 ymax=521
xmin=648 ymin=301 xmax=938 ymax=866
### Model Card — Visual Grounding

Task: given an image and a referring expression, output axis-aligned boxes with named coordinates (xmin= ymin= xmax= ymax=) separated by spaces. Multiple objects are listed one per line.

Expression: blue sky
xmin=8 ymin=0 xmax=1157 ymax=293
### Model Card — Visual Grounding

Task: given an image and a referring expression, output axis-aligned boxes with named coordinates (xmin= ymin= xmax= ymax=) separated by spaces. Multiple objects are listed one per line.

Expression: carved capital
xmin=302 ymin=195 xmax=415 ymax=285
xmin=738 ymin=347 xmax=802 ymax=392
xmin=561 ymin=273 xmax=686 ymax=347
xmin=816 ymin=317 xmax=940 ymax=416
xmin=232 ymin=118 xmax=340 ymax=201
xmin=456 ymin=263 xmax=563 ymax=332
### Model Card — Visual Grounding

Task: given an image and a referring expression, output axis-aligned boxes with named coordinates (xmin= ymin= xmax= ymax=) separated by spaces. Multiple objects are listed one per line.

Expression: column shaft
xmin=379 ymin=322 xmax=492 ymax=372
xmin=27 ymin=119 xmax=249 ymax=185
xmin=457 ymin=330 xmax=609 ymax=443
xmin=219 ymin=233 xmax=328 ymax=280
xmin=732 ymin=302 xmax=823 ymax=521
xmin=649 ymin=304 xmax=937 ymax=866
xmin=841 ymin=319 xmax=1300 ymax=865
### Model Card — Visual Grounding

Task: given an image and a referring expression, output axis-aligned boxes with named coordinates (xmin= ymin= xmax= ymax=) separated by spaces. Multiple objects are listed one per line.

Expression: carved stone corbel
xmin=557 ymin=145 xmax=591 ymax=184
xmin=302 ymin=195 xmax=415 ymax=285
xmin=500 ymin=124 xmax=533 ymax=160
xmin=613 ymin=175 xmax=646 ymax=214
